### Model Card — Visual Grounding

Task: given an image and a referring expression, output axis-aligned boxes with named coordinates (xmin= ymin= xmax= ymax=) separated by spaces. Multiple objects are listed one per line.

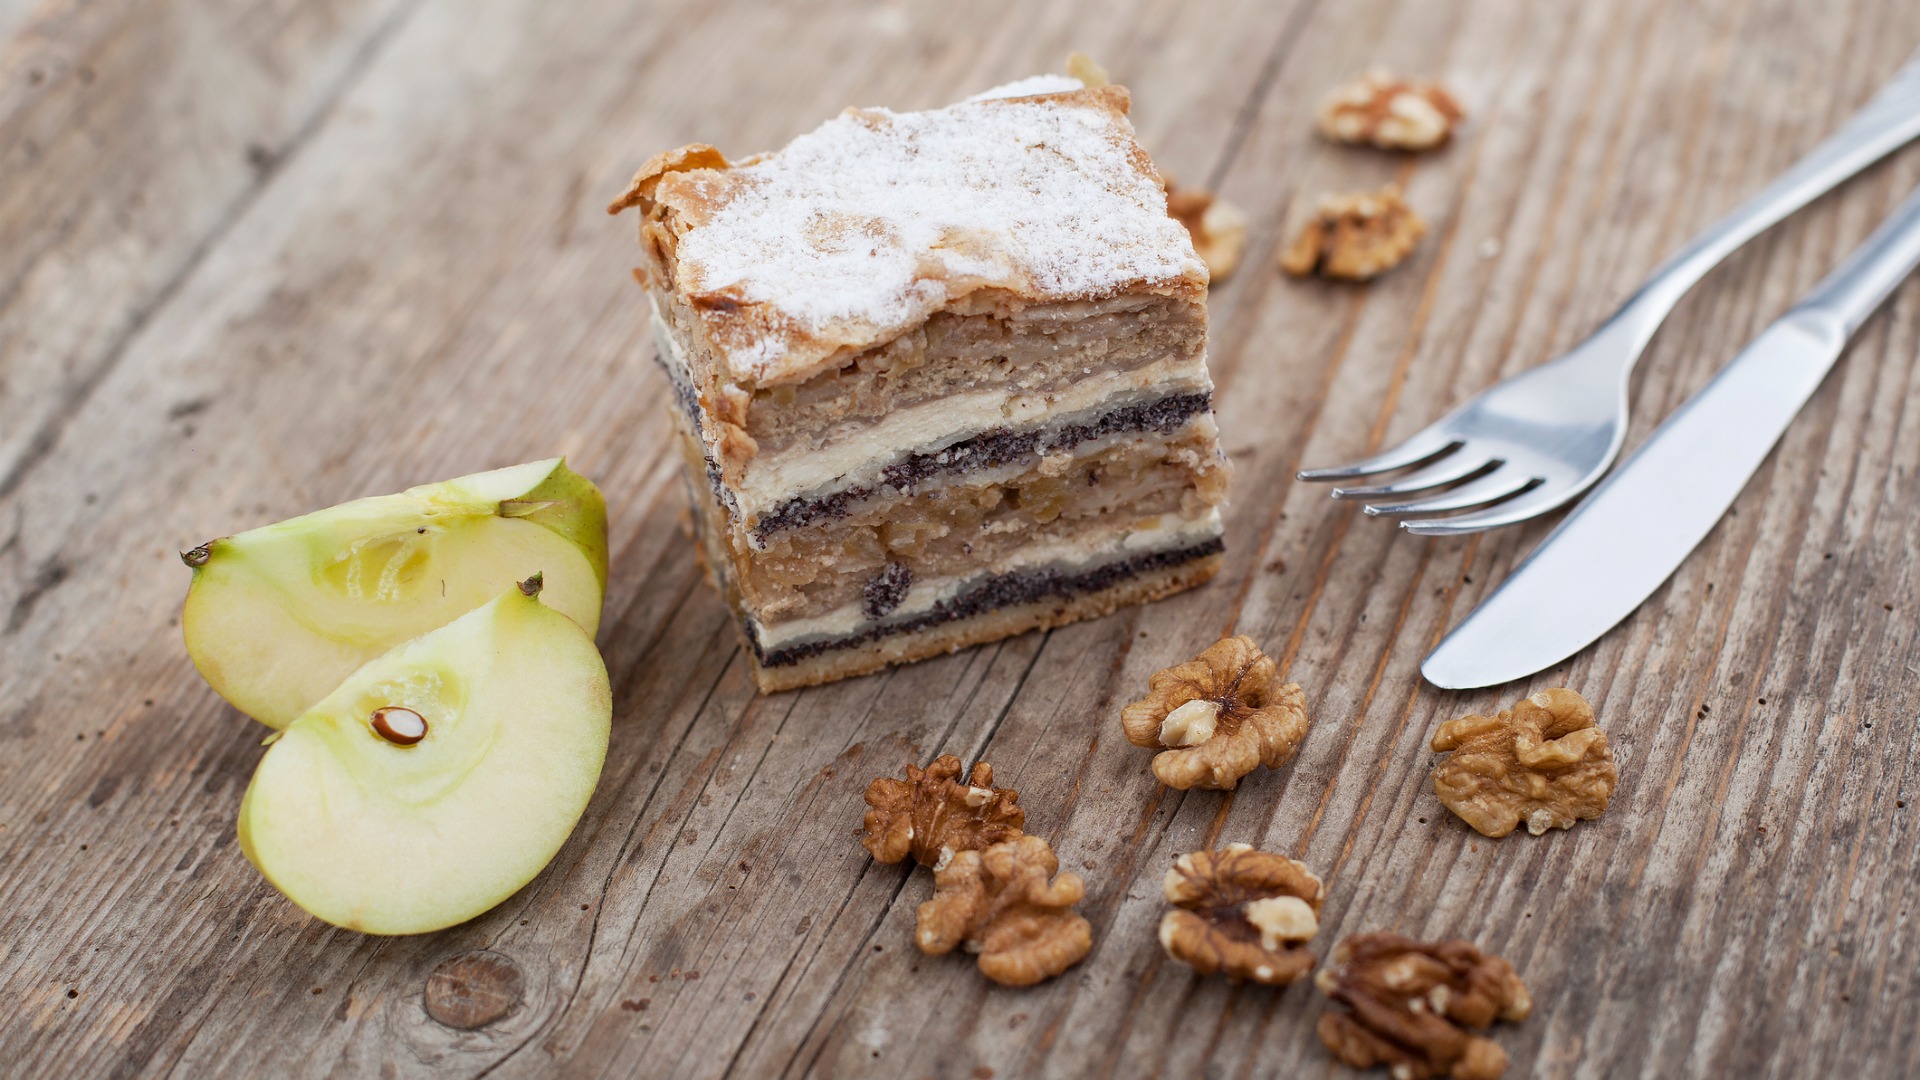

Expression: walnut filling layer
xmin=732 ymin=358 xmax=1211 ymax=518
xmin=749 ymin=392 xmax=1217 ymax=542
xmin=737 ymin=291 xmax=1206 ymax=452
xmin=745 ymin=507 xmax=1224 ymax=649
xmin=657 ymin=322 xmax=1219 ymax=551
xmin=651 ymin=294 xmax=1211 ymax=522
xmin=726 ymin=424 xmax=1228 ymax=622
xmin=672 ymin=412 xmax=1225 ymax=667
xmin=748 ymin=535 xmax=1226 ymax=669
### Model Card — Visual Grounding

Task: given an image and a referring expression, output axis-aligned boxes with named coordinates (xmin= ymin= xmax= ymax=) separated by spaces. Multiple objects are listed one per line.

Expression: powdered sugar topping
xmin=662 ymin=89 xmax=1204 ymax=382
xmin=965 ymin=74 xmax=1087 ymax=102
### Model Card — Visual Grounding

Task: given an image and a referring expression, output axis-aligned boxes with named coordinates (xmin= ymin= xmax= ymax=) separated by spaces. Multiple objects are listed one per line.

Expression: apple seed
xmin=370 ymin=706 xmax=428 ymax=746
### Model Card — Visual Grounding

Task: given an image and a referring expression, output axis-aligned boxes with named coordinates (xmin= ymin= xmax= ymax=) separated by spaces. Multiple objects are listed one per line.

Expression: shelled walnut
xmin=915 ymin=834 xmax=1093 ymax=987
xmin=1279 ymin=186 xmax=1426 ymax=281
xmin=1159 ymin=843 xmax=1325 ymax=985
xmin=1430 ymin=688 xmax=1617 ymax=838
xmin=861 ymin=755 xmax=1025 ymax=867
xmin=1316 ymin=933 xmax=1531 ymax=1080
xmin=1165 ymin=179 xmax=1250 ymax=282
xmin=1316 ymin=68 xmax=1465 ymax=150
xmin=1067 ymin=52 xmax=1110 ymax=89
xmin=1121 ymin=635 xmax=1311 ymax=790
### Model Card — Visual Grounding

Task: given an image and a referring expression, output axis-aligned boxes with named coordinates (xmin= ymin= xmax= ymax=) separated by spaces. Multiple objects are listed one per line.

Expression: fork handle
xmin=1611 ymin=49 xmax=1920 ymax=350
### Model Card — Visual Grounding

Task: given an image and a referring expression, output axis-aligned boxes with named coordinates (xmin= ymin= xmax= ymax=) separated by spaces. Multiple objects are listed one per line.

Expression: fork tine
xmin=1398 ymin=483 xmax=1583 ymax=535
xmin=1330 ymin=455 xmax=1498 ymax=500
xmin=1362 ymin=470 xmax=1540 ymax=517
xmin=1296 ymin=432 xmax=1461 ymax=482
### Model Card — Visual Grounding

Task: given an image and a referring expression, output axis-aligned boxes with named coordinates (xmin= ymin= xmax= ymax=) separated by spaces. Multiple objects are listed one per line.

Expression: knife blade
xmin=1422 ymin=183 xmax=1920 ymax=690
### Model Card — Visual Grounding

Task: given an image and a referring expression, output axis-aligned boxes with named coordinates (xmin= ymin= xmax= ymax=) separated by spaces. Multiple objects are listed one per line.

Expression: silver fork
xmin=1297 ymin=50 xmax=1920 ymax=536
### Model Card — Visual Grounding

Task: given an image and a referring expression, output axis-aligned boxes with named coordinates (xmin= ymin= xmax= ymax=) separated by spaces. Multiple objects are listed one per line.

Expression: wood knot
xmin=424 ymin=950 xmax=524 ymax=1030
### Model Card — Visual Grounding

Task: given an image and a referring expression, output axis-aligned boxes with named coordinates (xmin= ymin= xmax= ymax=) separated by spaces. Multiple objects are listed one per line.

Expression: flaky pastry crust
xmin=609 ymin=85 xmax=1206 ymax=392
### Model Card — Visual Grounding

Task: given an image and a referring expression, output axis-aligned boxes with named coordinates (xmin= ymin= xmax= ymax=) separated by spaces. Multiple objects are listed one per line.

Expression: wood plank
xmin=0 ymin=0 xmax=414 ymax=499
xmin=1 ymin=0 xmax=1917 ymax=1076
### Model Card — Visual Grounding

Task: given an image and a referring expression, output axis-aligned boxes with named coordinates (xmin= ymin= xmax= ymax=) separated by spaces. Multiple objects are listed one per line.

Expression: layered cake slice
xmin=610 ymin=76 xmax=1231 ymax=691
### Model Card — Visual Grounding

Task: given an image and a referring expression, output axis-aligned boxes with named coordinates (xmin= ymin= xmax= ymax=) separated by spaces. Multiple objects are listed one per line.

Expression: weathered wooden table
xmin=4 ymin=1 xmax=1917 ymax=1076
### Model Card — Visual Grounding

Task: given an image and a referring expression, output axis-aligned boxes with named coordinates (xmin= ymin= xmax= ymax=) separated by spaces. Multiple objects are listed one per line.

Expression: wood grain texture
xmin=1 ymin=0 xmax=1916 ymax=1077
xmin=0 ymin=0 xmax=413 ymax=499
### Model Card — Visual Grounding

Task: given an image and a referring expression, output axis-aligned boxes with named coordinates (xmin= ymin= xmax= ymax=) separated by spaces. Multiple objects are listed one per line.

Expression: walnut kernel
xmin=1159 ymin=698 xmax=1219 ymax=746
xmin=1431 ymin=688 xmax=1617 ymax=838
xmin=1279 ymin=185 xmax=1426 ymax=281
xmin=861 ymin=755 xmax=1025 ymax=868
xmin=1159 ymin=843 xmax=1324 ymax=985
xmin=1066 ymin=52 xmax=1110 ymax=89
xmin=1121 ymin=636 xmax=1310 ymax=790
xmin=1316 ymin=68 xmax=1465 ymax=150
xmin=1165 ymin=179 xmax=1250 ymax=282
xmin=915 ymin=834 xmax=1092 ymax=986
xmin=1316 ymin=933 xmax=1531 ymax=1080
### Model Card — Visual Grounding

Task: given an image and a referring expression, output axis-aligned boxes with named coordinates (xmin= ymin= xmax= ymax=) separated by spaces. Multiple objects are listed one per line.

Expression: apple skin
xmin=237 ymin=577 xmax=611 ymax=936
xmin=182 ymin=458 xmax=606 ymax=728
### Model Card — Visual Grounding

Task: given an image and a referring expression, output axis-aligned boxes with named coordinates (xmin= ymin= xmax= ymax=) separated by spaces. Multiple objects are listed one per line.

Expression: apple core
xmin=180 ymin=458 xmax=608 ymax=728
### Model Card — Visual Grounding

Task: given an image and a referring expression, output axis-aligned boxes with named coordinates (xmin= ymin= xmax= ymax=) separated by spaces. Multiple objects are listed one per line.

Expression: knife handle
xmin=1793 ymin=182 xmax=1920 ymax=342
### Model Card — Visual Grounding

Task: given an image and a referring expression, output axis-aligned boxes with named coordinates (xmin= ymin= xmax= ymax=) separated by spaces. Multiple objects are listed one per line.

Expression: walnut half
xmin=1165 ymin=178 xmax=1250 ymax=283
xmin=1121 ymin=636 xmax=1311 ymax=790
xmin=1316 ymin=933 xmax=1531 ymax=1080
xmin=1431 ymin=688 xmax=1618 ymax=838
xmin=915 ymin=834 xmax=1093 ymax=987
xmin=861 ymin=755 xmax=1025 ymax=868
xmin=1279 ymin=185 xmax=1426 ymax=281
xmin=1316 ymin=68 xmax=1465 ymax=151
xmin=1159 ymin=843 xmax=1325 ymax=985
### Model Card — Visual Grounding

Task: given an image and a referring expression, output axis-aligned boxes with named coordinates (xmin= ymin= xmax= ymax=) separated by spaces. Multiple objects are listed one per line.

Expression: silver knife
xmin=1423 ymin=182 xmax=1920 ymax=690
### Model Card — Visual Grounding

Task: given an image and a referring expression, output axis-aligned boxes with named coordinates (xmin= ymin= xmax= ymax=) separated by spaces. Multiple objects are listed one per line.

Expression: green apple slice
xmin=182 ymin=458 xmax=607 ymax=728
xmin=238 ymin=576 xmax=612 ymax=935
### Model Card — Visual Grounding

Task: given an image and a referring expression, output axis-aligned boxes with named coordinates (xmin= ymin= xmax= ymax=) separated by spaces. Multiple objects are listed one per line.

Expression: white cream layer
xmin=650 ymin=305 xmax=1212 ymax=522
xmin=650 ymin=296 xmax=700 ymax=402
xmin=862 ymin=411 xmax=1221 ymax=516
xmin=736 ymin=356 xmax=1210 ymax=515
xmin=746 ymin=506 xmax=1223 ymax=651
